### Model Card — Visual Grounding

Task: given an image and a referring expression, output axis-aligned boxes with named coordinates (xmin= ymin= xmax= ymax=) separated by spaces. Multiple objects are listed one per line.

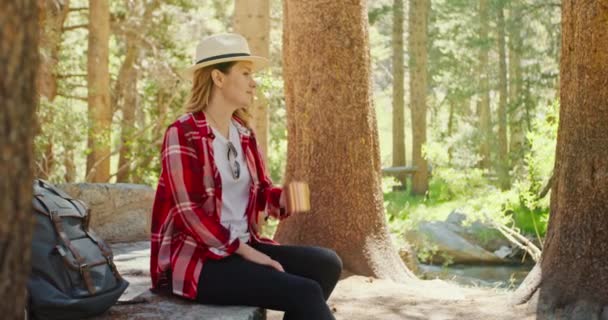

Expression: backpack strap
xmin=49 ymin=211 xmax=96 ymax=294
xmin=86 ymin=229 xmax=123 ymax=282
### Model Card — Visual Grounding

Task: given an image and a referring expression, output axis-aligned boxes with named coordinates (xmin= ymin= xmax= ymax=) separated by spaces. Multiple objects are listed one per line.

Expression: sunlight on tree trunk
xmin=409 ymin=0 xmax=429 ymax=195
xmin=392 ymin=0 xmax=406 ymax=186
xmin=234 ymin=0 xmax=270 ymax=164
xmin=275 ymin=0 xmax=413 ymax=282
xmin=537 ymin=2 xmax=608 ymax=318
xmin=86 ymin=0 xmax=111 ymax=182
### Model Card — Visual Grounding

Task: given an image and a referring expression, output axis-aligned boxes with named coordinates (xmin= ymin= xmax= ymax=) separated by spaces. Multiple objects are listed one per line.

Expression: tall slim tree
xmin=537 ymin=1 xmax=608 ymax=318
xmin=507 ymin=2 xmax=524 ymax=167
xmin=86 ymin=0 xmax=111 ymax=182
xmin=409 ymin=0 xmax=430 ymax=195
xmin=392 ymin=0 xmax=406 ymax=186
xmin=274 ymin=0 xmax=413 ymax=282
xmin=0 ymin=0 xmax=38 ymax=318
xmin=233 ymin=0 xmax=271 ymax=162
xmin=115 ymin=0 xmax=160 ymax=182
xmin=115 ymin=41 xmax=138 ymax=183
xmin=477 ymin=0 xmax=492 ymax=170
xmin=36 ymin=0 xmax=69 ymax=180
xmin=496 ymin=0 xmax=510 ymax=189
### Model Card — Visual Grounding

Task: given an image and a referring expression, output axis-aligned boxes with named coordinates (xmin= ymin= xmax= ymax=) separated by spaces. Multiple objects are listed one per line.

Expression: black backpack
xmin=28 ymin=179 xmax=129 ymax=320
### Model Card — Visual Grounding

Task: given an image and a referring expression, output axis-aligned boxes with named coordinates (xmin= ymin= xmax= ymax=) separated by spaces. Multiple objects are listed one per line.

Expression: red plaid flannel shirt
xmin=150 ymin=112 xmax=288 ymax=299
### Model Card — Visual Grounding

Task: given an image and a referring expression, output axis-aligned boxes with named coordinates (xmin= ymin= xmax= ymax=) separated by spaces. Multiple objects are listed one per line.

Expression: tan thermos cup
xmin=285 ymin=182 xmax=311 ymax=214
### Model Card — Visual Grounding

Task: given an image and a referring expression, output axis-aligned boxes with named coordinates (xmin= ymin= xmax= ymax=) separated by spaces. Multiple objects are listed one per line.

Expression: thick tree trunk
xmin=392 ymin=0 xmax=406 ymax=185
xmin=477 ymin=0 xmax=492 ymax=170
xmin=409 ymin=0 xmax=429 ymax=195
xmin=496 ymin=1 xmax=510 ymax=190
xmin=233 ymin=0 xmax=270 ymax=163
xmin=537 ymin=2 xmax=608 ymax=319
xmin=86 ymin=0 xmax=111 ymax=182
xmin=275 ymin=0 xmax=413 ymax=282
xmin=0 ymin=0 xmax=38 ymax=318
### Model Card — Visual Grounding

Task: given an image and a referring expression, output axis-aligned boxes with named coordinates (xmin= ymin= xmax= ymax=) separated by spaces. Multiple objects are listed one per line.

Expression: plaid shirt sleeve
xmin=162 ymin=124 xmax=240 ymax=257
xmin=250 ymin=133 xmax=289 ymax=220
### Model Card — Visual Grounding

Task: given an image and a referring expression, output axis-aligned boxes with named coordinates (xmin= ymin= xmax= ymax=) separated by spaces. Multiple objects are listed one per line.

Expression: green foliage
xmin=385 ymin=101 xmax=558 ymax=259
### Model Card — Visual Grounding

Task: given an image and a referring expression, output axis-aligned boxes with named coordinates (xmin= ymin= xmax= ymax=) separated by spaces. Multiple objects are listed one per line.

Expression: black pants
xmin=196 ymin=242 xmax=342 ymax=320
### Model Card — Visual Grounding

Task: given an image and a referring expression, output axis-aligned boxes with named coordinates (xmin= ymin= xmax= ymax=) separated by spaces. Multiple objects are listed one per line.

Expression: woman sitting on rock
xmin=149 ymin=33 xmax=342 ymax=320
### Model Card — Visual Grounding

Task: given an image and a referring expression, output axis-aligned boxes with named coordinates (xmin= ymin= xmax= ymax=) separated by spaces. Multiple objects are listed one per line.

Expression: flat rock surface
xmin=59 ymin=183 xmax=154 ymax=242
xmin=94 ymin=241 xmax=265 ymax=320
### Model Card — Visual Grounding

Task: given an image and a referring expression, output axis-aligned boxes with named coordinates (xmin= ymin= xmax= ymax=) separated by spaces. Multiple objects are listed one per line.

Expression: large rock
xmin=95 ymin=241 xmax=265 ymax=320
xmin=406 ymin=221 xmax=505 ymax=264
xmin=444 ymin=211 xmax=511 ymax=252
xmin=59 ymin=183 xmax=154 ymax=242
xmin=95 ymin=291 xmax=266 ymax=320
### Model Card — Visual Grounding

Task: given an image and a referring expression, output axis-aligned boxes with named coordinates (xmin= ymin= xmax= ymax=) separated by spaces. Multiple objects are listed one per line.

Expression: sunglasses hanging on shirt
xmin=226 ymin=141 xmax=241 ymax=180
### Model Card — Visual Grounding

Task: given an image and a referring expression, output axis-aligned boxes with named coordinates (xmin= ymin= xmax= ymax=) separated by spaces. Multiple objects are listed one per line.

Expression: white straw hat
xmin=181 ymin=33 xmax=269 ymax=80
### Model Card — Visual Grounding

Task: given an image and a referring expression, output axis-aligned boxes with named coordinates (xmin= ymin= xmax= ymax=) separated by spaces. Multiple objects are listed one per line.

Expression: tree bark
xmin=116 ymin=41 xmax=138 ymax=183
xmin=477 ymin=0 xmax=492 ymax=170
xmin=409 ymin=0 xmax=429 ymax=195
xmin=38 ymin=0 xmax=69 ymax=101
xmin=233 ymin=0 xmax=270 ymax=163
xmin=392 ymin=0 xmax=406 ymax=184
xmin=86 ymin=0 xmax=111 ymax=182
xmin=496 ymin=0 xmax=510 ymax=190
xmin=274 ymin=0 xmax=413 ymax=282
xmin=537 ymin=1 xmax=608 ymax=319
xmin=0 ymin=0 xmax=38 ymax=318
xmin=508 ymin=3 xmax=524 ymax=167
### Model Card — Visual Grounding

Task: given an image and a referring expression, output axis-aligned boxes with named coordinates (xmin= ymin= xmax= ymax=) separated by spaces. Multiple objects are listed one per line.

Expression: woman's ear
xmin=211 ymin=69 xmax=224 ymax=88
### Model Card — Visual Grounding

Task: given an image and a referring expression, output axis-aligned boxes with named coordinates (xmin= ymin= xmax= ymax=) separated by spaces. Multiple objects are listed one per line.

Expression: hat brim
xmin=179 ymin=56 xmax=269 ymax=81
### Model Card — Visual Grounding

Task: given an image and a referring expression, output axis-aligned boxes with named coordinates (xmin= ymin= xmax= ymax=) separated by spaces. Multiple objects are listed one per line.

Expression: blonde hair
xmin=184 ymin=62 xmax=252 ymax=128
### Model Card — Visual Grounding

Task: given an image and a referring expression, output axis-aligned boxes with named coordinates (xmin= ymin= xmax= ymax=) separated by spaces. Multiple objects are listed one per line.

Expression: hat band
xmin=196 ymin=53 xmax=251 ymax=65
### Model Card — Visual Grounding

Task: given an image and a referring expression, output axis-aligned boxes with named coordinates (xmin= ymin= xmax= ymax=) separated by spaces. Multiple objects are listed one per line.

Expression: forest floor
xmin=267 ymin=274 xmax=536 ymax=320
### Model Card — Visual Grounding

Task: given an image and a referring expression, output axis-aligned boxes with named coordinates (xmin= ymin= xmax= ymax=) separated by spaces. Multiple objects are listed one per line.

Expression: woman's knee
xmin=317 ymin=248 xmax=343 ymax=278
xmin=290 ymin=278 xmax=325 ymax=304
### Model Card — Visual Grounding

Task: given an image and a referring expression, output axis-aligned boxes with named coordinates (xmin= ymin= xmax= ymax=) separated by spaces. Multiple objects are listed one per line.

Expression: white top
xmin=210 ymin=121 xmax=251 ymax=249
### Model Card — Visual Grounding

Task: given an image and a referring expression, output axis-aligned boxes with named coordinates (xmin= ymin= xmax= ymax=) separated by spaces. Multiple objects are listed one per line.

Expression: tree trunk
xmin=274 ymin=0 xmax=413 ymax=282
xmin=508 ymin=3 xmax=524 ymax=167
xmin=447 ymin=99 xmax=455 ymax=165
xmin=38 ymin=0 xmax=69 ymax=101
xmin=392 ymin=0 xmax=406 ymax=185
xmin=116 ymin=39 xmax=138 ymax=183
xmin=86 ymin=0 xmax=111 ymax=182
xmin=64 ymin=148 xmax=76 ymax=183
xmin=496 ymin=0 xmax=510 ymax=190
xmin=0 ymin=0 xmax=38 ymax=318
xmin=537 ymin=2 xmax=608 ymax=319
xmin=233 ymin=0 xmax=270 ymax=163
xmin=477 ymin=0 xmax=492 ymax=170
xmin=409 ymin=0 xmax=429 ymax=195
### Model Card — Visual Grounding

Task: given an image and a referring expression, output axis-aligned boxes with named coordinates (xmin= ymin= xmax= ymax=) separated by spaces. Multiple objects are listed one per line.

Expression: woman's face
xmin=219 ymin=61 xmax=257 ymax=109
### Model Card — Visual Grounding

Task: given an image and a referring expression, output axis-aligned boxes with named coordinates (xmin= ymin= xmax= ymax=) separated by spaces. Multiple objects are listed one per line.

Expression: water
xmin=417 ymin=263 xmax=534 ymax=289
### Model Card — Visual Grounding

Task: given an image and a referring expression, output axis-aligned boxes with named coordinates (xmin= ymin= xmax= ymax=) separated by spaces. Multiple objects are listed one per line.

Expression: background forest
xmin=36 ymin=0 xmax=560 ymax=273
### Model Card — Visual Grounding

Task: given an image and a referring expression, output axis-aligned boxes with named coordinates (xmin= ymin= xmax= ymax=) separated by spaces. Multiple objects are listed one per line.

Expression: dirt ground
xmin=267 ymin=275 xmax=536 ymax=320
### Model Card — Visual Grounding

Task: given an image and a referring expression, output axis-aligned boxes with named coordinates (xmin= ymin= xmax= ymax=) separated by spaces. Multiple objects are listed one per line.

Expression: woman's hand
xmin=236 ymin=242 xmax=284 ymax=272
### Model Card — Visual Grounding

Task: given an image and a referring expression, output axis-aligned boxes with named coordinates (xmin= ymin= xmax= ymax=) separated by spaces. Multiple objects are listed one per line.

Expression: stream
xmin=418 ymin=263 xmax=534 ymax=289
